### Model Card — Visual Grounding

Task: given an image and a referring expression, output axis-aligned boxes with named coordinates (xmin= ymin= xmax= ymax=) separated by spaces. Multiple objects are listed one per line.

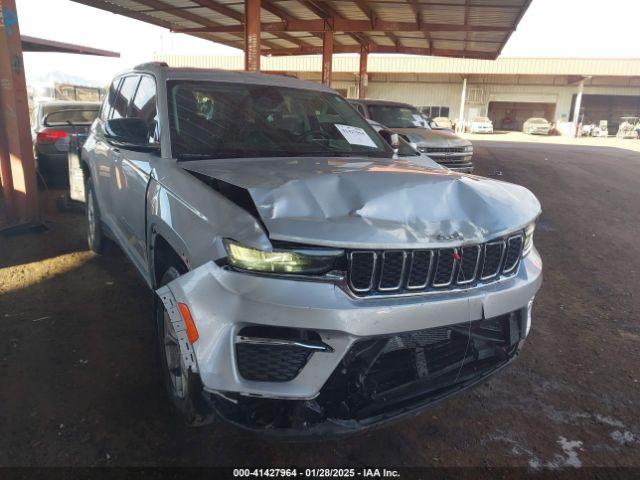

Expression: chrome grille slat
xmin=432 ymin=249 xmax=456 ymax=288
xmin=378 ymin=251 xmax=406 ymax=292
xmin=346 ymin=233 xmax=524 ymax=297
xmin=503 ymin=235 xmax=524 ymax=274
xmin=457 ymin=246 xmax=481 ymax=285
xmin=406 ymin=250 xmax=433 ymax=290
xmin=480 ymin=241 xmax=506 ymax=280
xmin=348 ymin=251 xmax=377 ymax=293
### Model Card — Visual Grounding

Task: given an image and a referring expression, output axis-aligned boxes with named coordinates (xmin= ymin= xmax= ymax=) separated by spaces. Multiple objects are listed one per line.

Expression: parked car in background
xmin=432 ymin=116 xmax=454 ymax=130
xmin=469 ymin=116 xmax=494 ymax=134
xmin=31 ymin=101 xmax=100 ymax=183
xmin=350 ymin=99 xmax=474 ymax=173
xmin=78 ymin=63 xmax=542 ymax=435
xmin=616 ymin=116 xmax=640 ymax=139
xmin=367 ymin=119 xmax=445 ymax=170
xmin=522 ymin=117 xmax=551 ymax=135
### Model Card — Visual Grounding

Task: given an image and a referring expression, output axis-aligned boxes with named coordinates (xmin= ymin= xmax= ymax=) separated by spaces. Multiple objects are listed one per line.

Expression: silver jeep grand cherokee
xmin=80 ymin=63 xmax=542 ymax=436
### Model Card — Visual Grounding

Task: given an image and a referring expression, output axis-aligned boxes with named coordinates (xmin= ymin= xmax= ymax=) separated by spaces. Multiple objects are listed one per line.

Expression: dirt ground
xmin=1 ymin=141 xmax=639 ymax=469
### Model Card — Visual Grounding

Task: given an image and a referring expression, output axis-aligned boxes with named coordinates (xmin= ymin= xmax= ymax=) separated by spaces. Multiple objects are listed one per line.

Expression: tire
xmin=85 ymin=176 xmax=106 ymax=254
xmin=156 ymin=266 xmax=214 ymax=426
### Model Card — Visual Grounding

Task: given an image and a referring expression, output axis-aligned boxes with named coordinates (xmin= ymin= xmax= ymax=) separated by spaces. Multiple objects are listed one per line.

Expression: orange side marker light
xmin=177 ymin=302 xmax=199 ymax=344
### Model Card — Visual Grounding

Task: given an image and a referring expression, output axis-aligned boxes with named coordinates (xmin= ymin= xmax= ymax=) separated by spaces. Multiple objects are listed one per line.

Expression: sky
xmin=15 ymin=0 xmax=640 ymax=87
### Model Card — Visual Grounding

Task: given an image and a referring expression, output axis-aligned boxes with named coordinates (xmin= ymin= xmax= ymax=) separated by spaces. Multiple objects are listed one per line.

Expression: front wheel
xmin=85 ymin=177 xmax=106 ymax=254
xmin=156 ymin=267 xmax=214 ymax=426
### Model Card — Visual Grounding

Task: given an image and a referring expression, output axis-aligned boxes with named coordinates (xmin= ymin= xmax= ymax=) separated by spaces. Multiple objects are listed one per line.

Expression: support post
xmin=457 ymin=77 xmax=467 ymax=134
xmin=0 ymin=0 xmax=40 ymax=229
xmin=244 ymin=0 xmax=261 ymax=72
xmin=573 ymin=78 xmax=585 ymax=137
xmin=321 ymin=31 xmax=333 ymax=87
xmin=358 ymin=44 xmax=369 ymax=99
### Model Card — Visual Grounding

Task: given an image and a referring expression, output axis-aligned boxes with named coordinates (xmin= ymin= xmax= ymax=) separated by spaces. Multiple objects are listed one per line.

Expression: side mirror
xmin=104 ymin=118 xmax=159 ymax=152
xmin=378 ymin=129 xmax=400 ymax=152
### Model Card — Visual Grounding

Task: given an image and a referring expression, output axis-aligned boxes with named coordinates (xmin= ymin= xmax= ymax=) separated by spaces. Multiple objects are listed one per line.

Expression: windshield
xmin=43 ymin=107 xmax=99 ymax=125
xmin=529 ymin=118 xmax=548 ymax=124
xmin=474 ymin=117 xmax=490 ymax=122
xmin=367 ymin=104 xmax=426 ymax=129
xmin=167 ymin=81 xmax=392 ymax=160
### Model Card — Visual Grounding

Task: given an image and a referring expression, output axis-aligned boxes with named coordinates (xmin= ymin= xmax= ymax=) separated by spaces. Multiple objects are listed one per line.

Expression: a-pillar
xmin=244 ymin=0 xmax=261 ymax=72
xmin=0 ymin=0 xmax=40 ymax=229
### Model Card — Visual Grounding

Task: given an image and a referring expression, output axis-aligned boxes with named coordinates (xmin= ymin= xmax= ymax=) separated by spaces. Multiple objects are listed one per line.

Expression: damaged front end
xmin=209 ymin=310 xmax=527 ymax=436
xmin=156 ymin=237 xmax=541 ymax=436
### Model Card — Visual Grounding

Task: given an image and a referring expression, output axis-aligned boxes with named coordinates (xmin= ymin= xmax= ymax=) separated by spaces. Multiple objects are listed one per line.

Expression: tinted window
xmin=368 ymin=105 xmax=426 ymax=129
xmin=102 ymin=79 xmax=121 ymax=121
xmin=167 ymin=81 xmax=392 ymax=160
xmin=111 ymin=75 xmax=139 ymax=120
xmin=130 ymin=75 xmax=158 ymax=141
xmin=43 ymin=108 xmax=100 ymax=125
xmin=353 ymin=103 xmax=366 ymax=116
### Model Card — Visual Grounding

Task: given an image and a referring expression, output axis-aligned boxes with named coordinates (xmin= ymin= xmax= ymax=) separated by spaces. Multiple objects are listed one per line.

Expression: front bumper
xmin=158 ymin=248 xmax=542 ymax=433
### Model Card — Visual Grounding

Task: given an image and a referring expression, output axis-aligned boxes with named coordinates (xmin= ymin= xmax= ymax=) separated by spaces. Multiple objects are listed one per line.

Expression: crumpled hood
xmin=394 ymin=127 xmax=471 ymax=148
xmin=181 ymin=157 xmax=540 ymax=249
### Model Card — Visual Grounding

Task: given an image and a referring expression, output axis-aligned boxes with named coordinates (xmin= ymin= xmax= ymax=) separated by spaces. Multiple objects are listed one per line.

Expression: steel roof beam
xmin=174 ymin=19 xmax=513 ymax=33
xmin=265 ymin=44 xmax=495 ymax=59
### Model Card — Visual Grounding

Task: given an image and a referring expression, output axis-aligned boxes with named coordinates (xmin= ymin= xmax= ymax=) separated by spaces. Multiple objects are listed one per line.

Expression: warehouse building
xmin=156 ymin=54 xmax=640 ymax=132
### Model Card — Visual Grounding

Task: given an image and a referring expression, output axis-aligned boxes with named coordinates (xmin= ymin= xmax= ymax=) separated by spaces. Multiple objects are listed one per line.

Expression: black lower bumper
xmin=203 ymin=308 xmax=527 ymax=438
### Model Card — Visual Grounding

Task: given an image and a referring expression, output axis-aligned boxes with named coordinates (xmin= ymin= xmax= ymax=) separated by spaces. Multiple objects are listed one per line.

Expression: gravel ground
xmin=0 ymin=141 xmax=639 ymax=469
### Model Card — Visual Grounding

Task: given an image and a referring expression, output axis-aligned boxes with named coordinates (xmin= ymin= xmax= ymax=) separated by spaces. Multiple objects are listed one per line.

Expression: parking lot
xmin=1 ymin=139 xmax=639 ymax=468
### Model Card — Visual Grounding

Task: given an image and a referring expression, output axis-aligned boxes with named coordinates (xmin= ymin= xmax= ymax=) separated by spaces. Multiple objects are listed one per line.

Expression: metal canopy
xmin=71 ymin=0 xmax=532 ymax=60
xmin=21 ymin=35 xmax=120 ymax=57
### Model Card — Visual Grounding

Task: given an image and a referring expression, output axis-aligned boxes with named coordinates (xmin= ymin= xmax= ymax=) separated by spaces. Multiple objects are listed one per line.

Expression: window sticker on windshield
xmin=335 ymin=124 xmax=377 ymax=148
xmin=412 ymin=114 xmax=425 ymax=127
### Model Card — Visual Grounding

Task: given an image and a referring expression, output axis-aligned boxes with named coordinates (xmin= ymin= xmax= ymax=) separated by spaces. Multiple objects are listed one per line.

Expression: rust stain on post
xmin=321 ymin=31 xmax=333 ymax=87
xmin=358 ymin=45 xmax=369 ymax=99
xmin=244 ymin=0 xmax=261 ymax=72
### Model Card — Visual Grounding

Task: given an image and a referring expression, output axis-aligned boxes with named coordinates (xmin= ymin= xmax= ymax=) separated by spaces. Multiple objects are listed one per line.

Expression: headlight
xmin=224 ymin=240 xmax=342 ymax=274
xmin=464 ymin=144 xmax=474 ymax=152
xmin=522 ymin=222 xmax=536 ymax=256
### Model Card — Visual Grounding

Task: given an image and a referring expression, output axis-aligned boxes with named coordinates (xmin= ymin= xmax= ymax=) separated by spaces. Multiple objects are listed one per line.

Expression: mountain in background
xmin=27 ymin=70 xmax=104 ymax=87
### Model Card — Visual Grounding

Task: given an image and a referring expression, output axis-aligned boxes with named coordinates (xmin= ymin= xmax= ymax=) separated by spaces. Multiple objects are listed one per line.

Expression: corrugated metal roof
xmin=155 ymin=54 xmax=640 ymax=77
xmin=71 ymin=0 xmax=531 ymax=59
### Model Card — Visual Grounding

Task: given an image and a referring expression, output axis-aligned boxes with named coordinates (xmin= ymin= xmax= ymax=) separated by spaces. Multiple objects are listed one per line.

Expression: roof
xmin=130 ymin=63 xmax=336 ymax=92
xmin=71 ymin=0 xmax=532 ymax=60
xmin=21 ymin=35 xmax=120 ymax=57
xmin=156 ymin=54 xmax=640 ymax=77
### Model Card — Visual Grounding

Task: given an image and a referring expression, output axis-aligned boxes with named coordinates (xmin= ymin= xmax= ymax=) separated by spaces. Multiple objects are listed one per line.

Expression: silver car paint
xmin=83 ymin=64 xmax=542 ymax=404
xmin=157 ymin=247 xmax=542 ymax=399
xmin=393 ymin=126 xmax=471 ymax=149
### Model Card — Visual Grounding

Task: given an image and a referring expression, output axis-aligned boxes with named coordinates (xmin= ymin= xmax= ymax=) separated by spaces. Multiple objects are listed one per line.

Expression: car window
xmin=353 ymin=103 xmax=366 ymax=116
xmin=111 ymin=75 xmax=139 ymax=120
xmin=367 ymin=105 xmax=426 ymax=129
xmin=167 ymin=81 xmax=393 ymax=160
xmin=101 ymin=79 xmax=121 ymax=121
xmin=43 ymin=108 xmax=100 ymax=125
xmin=129 ymin=75 xmax=158 ymax=141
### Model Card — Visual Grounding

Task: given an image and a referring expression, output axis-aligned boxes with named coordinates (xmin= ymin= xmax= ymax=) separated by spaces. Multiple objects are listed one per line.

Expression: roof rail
xmin=134 ymin=61 xmax=169 ymax=70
